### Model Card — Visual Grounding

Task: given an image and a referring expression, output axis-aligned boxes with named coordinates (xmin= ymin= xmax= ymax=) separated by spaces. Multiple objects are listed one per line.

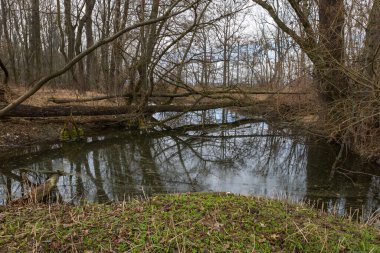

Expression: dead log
xmin=3 ymin=101 xmax=253 ymax=118
xmin=48 ymin=91 xmax=308 ymax=104
xmin=9 ymin=174 xmax=59 ymax=205
xmin=47 ymin=92 xmax=193 ymax=104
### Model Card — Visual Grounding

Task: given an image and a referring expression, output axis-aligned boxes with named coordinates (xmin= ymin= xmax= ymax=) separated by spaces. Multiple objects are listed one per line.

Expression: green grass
xmin=0 ymin=193 xmax=379 ymax=252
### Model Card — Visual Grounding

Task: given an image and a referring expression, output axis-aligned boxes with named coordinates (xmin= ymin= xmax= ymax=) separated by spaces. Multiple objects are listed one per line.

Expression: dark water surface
xmin=0 ymin=109 xmax=379 ymax=217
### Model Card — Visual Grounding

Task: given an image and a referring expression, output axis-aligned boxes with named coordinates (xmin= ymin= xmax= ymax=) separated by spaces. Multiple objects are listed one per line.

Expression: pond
xmin=0 ymin=109 xmax=379 ymax=218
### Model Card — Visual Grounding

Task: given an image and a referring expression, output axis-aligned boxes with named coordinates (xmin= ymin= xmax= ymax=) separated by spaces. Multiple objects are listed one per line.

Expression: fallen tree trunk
xmin=48 ymin=91 xmax=308 ymax=104
xmin=48 ymin=92 xmax=194 ymax=104
xmin=3 ymin=101 xmax=252 ymax=118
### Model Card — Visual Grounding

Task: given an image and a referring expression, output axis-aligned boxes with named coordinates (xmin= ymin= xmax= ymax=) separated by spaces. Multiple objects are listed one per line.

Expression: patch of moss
xmin=60 ymin=115 xmax=84 ymax=141
xmin=0 ymin=193 xmax=379 ymax=252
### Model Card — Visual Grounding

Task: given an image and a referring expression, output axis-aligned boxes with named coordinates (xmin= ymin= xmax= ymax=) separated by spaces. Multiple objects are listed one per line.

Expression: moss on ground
xmin=0 ymin=193 xmax=379 ymax=252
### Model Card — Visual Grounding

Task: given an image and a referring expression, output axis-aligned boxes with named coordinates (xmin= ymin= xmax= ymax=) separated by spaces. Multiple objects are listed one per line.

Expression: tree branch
xmin=251 ymin=0 xmax=319 ymax=63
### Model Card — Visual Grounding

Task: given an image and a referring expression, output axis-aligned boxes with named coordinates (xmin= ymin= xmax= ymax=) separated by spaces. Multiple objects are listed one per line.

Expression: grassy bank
xmin=0 ymin=193 xmax=379 ymax=252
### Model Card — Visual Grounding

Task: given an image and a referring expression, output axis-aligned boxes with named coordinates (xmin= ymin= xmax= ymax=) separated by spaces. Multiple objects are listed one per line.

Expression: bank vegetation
xmin=1 ymin=193 xmax=379 ymax=252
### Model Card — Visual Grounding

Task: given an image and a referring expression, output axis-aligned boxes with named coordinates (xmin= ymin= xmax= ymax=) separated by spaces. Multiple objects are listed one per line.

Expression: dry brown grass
xmin=325 ymin=98 xmax=380 ymax=159
xmin=9 ymin=86 xmax=126 ymax=107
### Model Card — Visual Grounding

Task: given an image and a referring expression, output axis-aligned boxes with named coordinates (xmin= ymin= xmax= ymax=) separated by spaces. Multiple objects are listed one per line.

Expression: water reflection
xmin=0 ymin=109 xmax=379 ymax=216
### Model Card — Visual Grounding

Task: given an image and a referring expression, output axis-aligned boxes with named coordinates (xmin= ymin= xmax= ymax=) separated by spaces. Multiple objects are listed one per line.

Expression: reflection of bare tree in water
xmin=138 ymin=137 xmax=164 ymax=194
xmin=1 ymin=110 xmax=378 ymax=214
xmin=62 ymin=146 xmax=107 ymax=202
xmin=0 ymin=172 xmax=21 ymax=204
xmin=305 ymin=139 xmax=380 ymax=216
xmin=0 ymin=114 xmax=307 ymax=202
xmin=100 ymin=144 xmax=137 ymax=200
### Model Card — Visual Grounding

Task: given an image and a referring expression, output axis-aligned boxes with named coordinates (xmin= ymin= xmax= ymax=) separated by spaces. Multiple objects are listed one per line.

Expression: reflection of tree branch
xmin=0 ymin=118 xmax=269 ymax=173
xmin=151 ymin=118 xmax=266 ymax=137
xmin=138 ymin=138 xmax=164 ymax=193
xmin=92 ymin=150 xmax=109 ymax=202
xmin=83 ymin=159 xmax=96 ymax=183
xmin=176 ymin=141 xmax=200 ymax=191
xmin=75 ymin=162 xmax=85 ymax=201
xmin=188 ymin=134 xmax=296 ymax=139
xmin=111 ymin=145 xmax=137 ymax=196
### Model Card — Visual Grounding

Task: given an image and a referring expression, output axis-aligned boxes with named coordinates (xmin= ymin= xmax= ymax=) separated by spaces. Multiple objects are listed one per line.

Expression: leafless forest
xmin=0 ymin=0 xmax=380 ymax=157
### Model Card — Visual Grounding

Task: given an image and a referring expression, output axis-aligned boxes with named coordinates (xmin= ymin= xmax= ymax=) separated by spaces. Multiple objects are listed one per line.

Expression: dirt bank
xmin=0 ymin=120 xmax=60 ymax=153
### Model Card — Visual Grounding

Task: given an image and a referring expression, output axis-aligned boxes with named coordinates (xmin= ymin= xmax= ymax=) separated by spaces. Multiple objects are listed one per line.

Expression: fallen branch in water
xmin=9 ymin=174 xmax=59 ymax=205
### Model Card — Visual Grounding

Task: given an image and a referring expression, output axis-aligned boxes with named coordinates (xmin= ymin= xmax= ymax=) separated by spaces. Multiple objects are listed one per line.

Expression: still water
xmin=0 ymin=109 xmax=379 ymax=216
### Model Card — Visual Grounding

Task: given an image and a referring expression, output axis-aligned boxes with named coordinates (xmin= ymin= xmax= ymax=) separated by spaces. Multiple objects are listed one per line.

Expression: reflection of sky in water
xmin=153 ymin=120 xmax=307 ymax=201
xmin=153 ymin=108 xmax=245 ymax=127
xmin=0 ymin=109 xmax=379 ymax=217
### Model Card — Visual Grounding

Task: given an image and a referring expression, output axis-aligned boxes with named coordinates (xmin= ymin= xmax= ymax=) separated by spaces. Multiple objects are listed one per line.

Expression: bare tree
xmin=63 ymin=0 xmax=77 ymax=83
xmin=0 ymin=0 xmax=195 ymax=117
xmin=75 ymin=0 xmax=96 ymax=92
xmin=85 ymin=0 xmax=96 ymax=90
xmin=251 ymin=0 xmax=346 ymax=100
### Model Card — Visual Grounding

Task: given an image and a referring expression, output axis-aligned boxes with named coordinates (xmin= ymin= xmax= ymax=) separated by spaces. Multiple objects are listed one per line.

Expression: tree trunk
xmin=1 ymin=0 xmax=17 ymax=83
xmin=75 ymin=0 xmax=96 ymax=92
xmin=64 ymin=0 xmax=77 ymax=84
xmin=0 ymin=57 xmax=9 ymax=104
xmin=100 ymin=0 xmax=111 ymax=91
xmin=30 ymin=0 xmax=42 ymax=80
xmin=364 ymin=0 xmax=380 ymax=90
xmin=85 ymin=0 xmax=96 ymax=90
xmin=317 ymin=0 xmax=345 ymax=101
xmin=109 ymin=0 xmax=121 ymax=93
